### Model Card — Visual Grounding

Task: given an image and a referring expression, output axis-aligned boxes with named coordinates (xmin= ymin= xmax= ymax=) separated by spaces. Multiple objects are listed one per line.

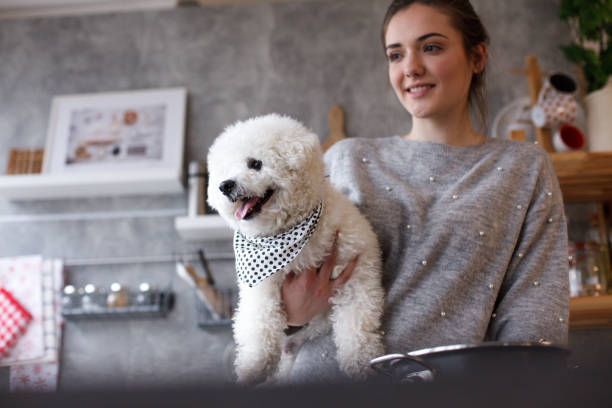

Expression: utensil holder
xmin=196 ymin=288 xmax=236 ymax=329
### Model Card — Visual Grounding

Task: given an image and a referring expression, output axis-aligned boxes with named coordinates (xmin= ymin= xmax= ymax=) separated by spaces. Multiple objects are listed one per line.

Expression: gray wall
xmin=0 ymin=0 xmax=581 ymax=391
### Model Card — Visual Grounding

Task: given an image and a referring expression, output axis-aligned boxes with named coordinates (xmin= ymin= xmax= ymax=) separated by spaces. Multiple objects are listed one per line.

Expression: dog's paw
xmin=234 ymin=347 xmax=280 ymax=386
xmin=336 ymin=331 xmax=385 ymax=380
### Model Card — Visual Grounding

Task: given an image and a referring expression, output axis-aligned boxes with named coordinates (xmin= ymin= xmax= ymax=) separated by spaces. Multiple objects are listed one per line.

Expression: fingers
xmin=318 ymin=235 xmax=339 ymax=281
xmin=332 ymin=256 xmax=358 ymax=289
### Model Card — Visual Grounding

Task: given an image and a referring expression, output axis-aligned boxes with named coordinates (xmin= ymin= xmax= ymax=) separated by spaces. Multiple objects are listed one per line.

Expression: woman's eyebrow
xmin=386 ymin=32 xmax=449 ymax=50
xmin=417 ymin=32 xmax=448 ymax=42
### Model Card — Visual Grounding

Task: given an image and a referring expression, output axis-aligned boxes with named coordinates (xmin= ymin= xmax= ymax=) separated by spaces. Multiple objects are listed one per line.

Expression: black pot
xmin=370 ymin=342 xmax=569 ymax=384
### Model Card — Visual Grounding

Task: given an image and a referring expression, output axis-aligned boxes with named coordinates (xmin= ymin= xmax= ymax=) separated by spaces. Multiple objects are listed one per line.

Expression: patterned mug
xmin=531 ymin=73 xmax=578 ymax=128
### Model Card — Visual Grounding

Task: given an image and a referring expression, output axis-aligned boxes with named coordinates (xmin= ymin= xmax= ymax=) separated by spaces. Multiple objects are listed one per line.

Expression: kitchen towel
xmin=9 ymin=258 xmax=64 ymax=392
xmin=0 ymin=255 xmax=45 ymax=366
xmin=0 ymin=288 xmax=32 ymax=357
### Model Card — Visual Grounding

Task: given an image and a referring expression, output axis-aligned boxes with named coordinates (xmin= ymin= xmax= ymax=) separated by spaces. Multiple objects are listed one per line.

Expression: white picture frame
xmin=43 ymin=87 xmax=186 ymax=175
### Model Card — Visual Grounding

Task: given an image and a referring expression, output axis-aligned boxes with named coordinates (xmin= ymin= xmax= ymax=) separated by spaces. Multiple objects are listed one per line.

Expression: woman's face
xmin=384 ymin=4 xmax=483 ymax=120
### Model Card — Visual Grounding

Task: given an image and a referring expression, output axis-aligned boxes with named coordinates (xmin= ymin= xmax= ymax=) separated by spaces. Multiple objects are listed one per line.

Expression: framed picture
xmin=43 ymin=87 xmax=186 ymax=174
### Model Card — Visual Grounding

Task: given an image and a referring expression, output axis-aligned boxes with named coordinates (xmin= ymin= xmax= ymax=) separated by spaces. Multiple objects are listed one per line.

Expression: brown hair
xmin=381 ymin=0 xmax=489 ymax=130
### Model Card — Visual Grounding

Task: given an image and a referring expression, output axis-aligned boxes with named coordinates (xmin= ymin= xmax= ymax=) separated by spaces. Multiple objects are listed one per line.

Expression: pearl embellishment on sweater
xmin=429 ymin=176 xmax=436 ymax=182
xmin=421 ymin=260 xmax=427 ymax=266
xmin=385 ymin=186 xmax=392 ymax=192
xmin=440 ymin=311 xmax=447 ymax=317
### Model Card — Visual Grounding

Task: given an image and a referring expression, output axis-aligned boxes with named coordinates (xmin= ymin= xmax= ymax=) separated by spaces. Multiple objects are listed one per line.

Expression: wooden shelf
xmin=174 ymin=214 xmax=233 ymax=241
xmin=550 ymin=151 xmax=612 ymax=202
xmin=570 ymin=295 xmax=612 ymax=329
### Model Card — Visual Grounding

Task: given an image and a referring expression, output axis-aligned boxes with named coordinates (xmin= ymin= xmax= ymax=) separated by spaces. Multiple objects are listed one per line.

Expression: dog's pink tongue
xmin=235 ymin=197 xmax=260 ymax=220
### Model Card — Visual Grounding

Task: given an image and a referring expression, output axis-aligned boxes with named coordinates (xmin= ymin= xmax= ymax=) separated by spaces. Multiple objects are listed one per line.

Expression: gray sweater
xmin=288 ymin=136 xmax=569 ymax=382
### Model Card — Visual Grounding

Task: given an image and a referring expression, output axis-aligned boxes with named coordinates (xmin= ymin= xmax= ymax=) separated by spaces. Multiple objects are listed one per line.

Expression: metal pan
xmin=370 ymin=342 xmax=570 ymax=384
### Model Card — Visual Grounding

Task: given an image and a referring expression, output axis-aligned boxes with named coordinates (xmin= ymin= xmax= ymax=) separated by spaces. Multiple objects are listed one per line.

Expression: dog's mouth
xmin=234 ymin=188 xmax=275 ymax=221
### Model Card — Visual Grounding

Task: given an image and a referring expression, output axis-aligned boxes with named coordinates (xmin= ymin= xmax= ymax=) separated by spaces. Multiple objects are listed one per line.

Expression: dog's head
xmin=207 ymin=114 xmax=325 ymax=237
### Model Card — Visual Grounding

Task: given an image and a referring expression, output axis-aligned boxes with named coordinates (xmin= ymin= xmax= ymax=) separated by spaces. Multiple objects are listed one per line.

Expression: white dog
xmin=207 ymin=114 xmax=384 ymax=384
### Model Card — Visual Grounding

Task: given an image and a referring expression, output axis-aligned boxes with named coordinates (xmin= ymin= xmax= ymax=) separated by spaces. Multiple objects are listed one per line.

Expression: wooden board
xmin=322 ymin=104 xmax=346 ymax=152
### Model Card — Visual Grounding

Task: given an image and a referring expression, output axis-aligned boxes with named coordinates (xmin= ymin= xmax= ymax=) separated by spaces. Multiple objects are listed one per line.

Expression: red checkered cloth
xmin=0 ymin=288 xmax=32 ymax=357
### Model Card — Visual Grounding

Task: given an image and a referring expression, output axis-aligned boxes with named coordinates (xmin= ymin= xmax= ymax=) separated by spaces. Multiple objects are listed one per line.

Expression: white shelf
xmin=174 ymin=214 xmax=233 ymax=241
xmin=0 ymin=169 xmax=184 ymax=200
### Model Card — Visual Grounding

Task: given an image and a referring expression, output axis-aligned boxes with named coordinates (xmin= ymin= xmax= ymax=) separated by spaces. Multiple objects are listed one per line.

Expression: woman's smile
xmin=405 ymin=83 xmax=436 ymax=97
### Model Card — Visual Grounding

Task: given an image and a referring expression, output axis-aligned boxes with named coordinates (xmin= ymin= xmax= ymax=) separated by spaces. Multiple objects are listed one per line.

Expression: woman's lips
xmin=406 ymin=84 xmax=435 ymax=98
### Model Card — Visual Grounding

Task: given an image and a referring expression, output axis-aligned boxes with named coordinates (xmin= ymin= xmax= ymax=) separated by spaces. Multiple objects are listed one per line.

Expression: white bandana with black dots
xmin=234 ymin=202 xmax=323 ymax=288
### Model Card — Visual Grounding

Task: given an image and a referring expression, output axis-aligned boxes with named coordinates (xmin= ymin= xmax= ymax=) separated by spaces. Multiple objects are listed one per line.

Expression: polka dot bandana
xmin=234 ymin=202 xmax=323 ymax=287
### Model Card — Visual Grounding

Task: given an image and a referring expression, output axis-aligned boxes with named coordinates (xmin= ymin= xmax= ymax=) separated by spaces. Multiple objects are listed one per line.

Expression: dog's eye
xmin=247 ymin=158 xmax=262 ymax=171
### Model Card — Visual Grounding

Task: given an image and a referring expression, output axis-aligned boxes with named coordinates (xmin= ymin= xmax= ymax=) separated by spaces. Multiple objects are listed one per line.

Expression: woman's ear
xmin=471 ymin=43 xmax=487 ymax=74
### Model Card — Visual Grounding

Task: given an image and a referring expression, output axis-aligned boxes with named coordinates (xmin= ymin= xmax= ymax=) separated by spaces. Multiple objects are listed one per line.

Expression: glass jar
xmin=61 ymin=285 xmax=80 ymax=310
xmin=81 ymin=284 xmax=106 ymax=311
xmin=569 ymin=242 xmax=608 ymax=297
xmin=133 ymin=282 xmax=155 ymax=306
xmin=106 ymin=282 xmax=129 ymax=308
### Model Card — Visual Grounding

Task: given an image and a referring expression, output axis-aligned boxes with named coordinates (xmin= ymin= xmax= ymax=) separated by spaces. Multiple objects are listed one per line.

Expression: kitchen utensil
xmin=371 ymin=342 xmax=569 ymax=384
xmin=198 ymin=249 xmax=216 ymax=287
xmin=176 ymin=261 xmax=222 ymax=320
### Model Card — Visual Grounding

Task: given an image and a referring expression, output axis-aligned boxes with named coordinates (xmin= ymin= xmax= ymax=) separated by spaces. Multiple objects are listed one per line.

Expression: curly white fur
xmin=207 ymin=114 xmax=384 ymax=385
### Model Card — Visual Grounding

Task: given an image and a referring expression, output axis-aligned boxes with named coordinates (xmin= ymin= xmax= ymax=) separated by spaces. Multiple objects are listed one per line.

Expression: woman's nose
xmin=403 ymin=55 xmax=425 ymax=77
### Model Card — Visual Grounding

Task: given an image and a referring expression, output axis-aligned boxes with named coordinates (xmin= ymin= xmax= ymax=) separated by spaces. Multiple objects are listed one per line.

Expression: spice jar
xmin=81 ymin=284 xmax=105 ymax=311
xmin=133 ymin=282 xmax=155 ymax=306
xmin=61 ymin=285 xmax=80 ymax=310
xmin=107 ymin=282 xmax=129 ymax=308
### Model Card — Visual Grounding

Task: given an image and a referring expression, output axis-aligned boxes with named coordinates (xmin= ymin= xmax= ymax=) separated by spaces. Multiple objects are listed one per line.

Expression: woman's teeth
xmin=409 ymin=85 xmax=433 ymax=93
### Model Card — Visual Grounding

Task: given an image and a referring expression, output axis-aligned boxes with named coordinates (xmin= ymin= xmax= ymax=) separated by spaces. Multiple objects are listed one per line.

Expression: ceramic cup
xmin=552 ymin=124 xmax=585 ymax=152
xmin=531 ymin=73 xmax=578 ymax=128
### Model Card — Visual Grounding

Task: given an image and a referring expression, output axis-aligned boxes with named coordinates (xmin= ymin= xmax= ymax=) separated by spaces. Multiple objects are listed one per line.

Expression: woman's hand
xmin=281 ymin=239 xmax=357 ymax=326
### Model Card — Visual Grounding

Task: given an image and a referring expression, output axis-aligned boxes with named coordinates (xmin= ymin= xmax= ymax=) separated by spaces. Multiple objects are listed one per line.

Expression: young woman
xmin=281 ymin=0 xmax=569 ymax=382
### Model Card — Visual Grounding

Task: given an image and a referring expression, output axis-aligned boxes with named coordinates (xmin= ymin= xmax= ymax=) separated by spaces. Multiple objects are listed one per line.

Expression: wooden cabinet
xmin=551 ymin=152 xmax=612 ymax=203
xmin=570 ymin=295 xmax=612 ymax=329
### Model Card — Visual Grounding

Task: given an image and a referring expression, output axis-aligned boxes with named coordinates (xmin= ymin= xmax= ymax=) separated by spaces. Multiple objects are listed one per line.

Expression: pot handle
xmin=370 ymin=353 xmax=437 ymax=383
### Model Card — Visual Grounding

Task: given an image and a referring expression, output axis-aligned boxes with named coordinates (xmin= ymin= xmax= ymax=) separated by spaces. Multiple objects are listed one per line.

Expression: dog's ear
xmin=282 ymin=130 xmax=323 ymax=171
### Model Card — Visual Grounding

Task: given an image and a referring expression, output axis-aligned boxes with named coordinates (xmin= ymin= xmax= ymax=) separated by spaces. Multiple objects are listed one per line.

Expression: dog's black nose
xmin=219 ymin=179 xmax=236 ymax=197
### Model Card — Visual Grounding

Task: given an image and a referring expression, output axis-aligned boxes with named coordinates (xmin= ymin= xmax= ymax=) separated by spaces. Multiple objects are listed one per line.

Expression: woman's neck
xmin=404 ymin=109 xmax=486 ymax=147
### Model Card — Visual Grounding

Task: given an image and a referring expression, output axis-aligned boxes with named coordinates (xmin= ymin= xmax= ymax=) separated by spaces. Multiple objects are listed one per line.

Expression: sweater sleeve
xmin=486 ymin=152 xmax=570 ymax=345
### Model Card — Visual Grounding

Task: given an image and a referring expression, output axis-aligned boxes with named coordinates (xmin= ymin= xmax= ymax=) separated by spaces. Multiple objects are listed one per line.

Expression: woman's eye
xmin=424 ymin=44 xmax=441 ymax=52
xmin=247 ymin=158 xmax=262 ymax=171
xmin=387 ymin=52 xmax=401 ymax=62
